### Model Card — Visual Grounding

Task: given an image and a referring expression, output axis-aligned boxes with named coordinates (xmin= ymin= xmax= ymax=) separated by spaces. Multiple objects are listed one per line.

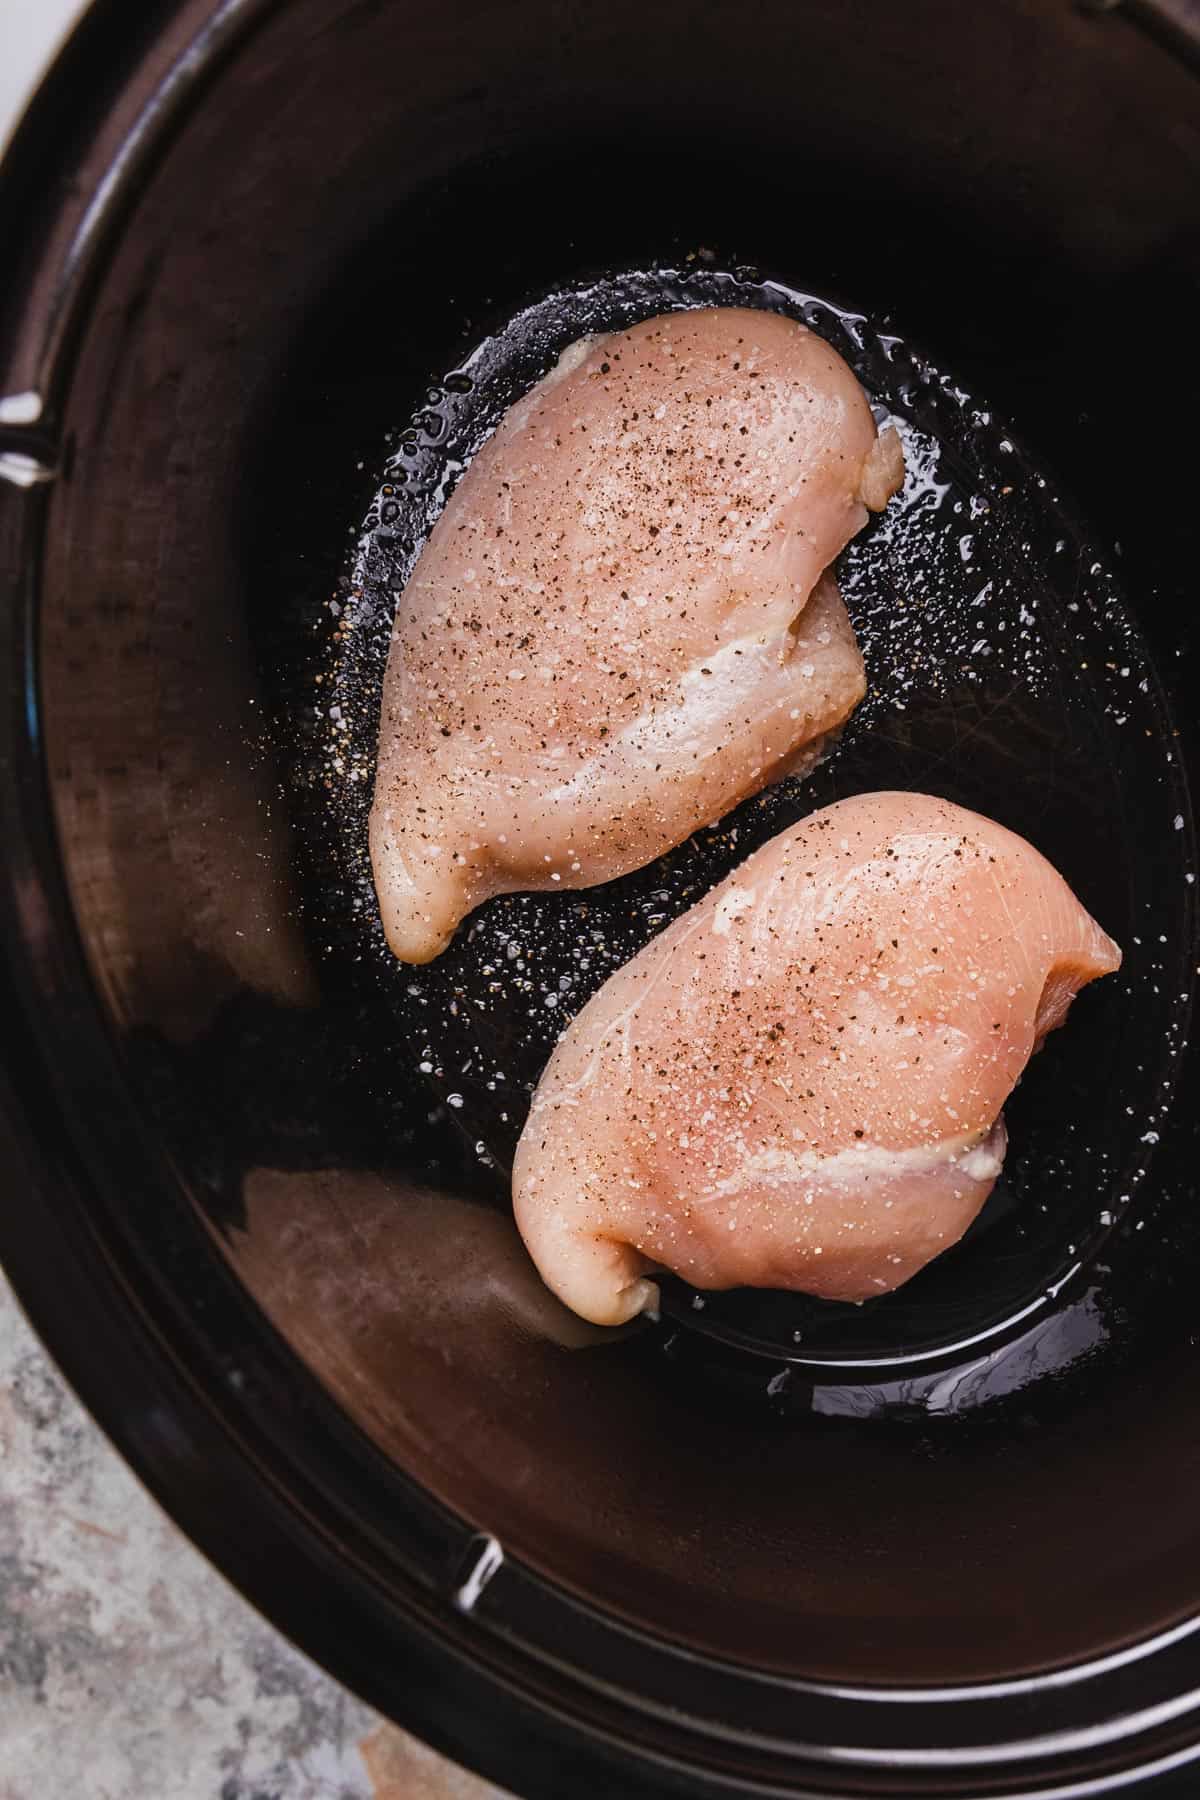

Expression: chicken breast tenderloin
xmin=370 ymin=308 xmax=903 ymax=962
xmin=512 ymin=792 xmax=1121 ymax=1326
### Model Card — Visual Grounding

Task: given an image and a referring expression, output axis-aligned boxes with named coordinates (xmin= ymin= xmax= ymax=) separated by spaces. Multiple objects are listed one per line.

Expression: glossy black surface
xmin=2 ymin=1 xmax=1200 ymax=1794
xmin=300 ymin=256 xmax=1189 ymax=1385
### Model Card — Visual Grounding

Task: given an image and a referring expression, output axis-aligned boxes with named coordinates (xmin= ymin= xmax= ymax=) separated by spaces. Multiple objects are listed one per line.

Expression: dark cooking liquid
xmin=296 ymin=266 xmax=1193 ymax=1412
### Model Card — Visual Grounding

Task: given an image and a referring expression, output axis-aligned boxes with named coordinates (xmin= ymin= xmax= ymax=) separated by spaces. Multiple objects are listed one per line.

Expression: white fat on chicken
xmin=512 ymin=791 xmax=1121 ymax=1325
xmin=370 ymin=307 xmax=903 ymax=962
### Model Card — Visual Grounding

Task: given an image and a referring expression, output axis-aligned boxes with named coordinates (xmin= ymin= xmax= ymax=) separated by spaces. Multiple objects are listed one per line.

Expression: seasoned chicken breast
xmin=370 ymin=308 xmax=903 ymax=962
xmin=512 ymin=792 xmax=1121 ymax=1325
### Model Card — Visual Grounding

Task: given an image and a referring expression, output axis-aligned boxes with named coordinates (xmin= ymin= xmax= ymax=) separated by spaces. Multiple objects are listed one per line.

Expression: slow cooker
xmin=2 ymin=2 xmax=1200 ymax=1793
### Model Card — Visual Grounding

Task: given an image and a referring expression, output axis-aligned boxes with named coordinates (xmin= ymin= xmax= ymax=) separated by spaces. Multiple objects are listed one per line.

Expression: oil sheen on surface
xmin=288 ymin=264 xmax=1192 ymax=1407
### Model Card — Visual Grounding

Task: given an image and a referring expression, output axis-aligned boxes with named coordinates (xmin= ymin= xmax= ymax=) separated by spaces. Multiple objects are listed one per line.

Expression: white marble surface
xmin=0 ymin=0 xmax=91 ymax=156
xmin=0 ymin=1272 xmax=507 ymax=1800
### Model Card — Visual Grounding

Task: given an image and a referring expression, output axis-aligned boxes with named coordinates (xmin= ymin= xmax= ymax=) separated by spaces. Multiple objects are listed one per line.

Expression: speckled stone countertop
xmin=0 ymin=1272 xmax=509 ymax=1800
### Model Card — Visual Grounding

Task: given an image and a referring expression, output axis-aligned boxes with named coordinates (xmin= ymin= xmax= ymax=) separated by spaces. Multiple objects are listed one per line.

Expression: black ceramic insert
xmin=2 ymin=2 xmax=1199 ymax=1795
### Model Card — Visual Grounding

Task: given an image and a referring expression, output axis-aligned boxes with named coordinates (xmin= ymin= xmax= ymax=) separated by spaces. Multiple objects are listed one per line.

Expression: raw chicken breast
xmin=370 ymin=308 xmax=903 ymax=962
xmin=512 ymin=792 xmax=1121 ymax=1325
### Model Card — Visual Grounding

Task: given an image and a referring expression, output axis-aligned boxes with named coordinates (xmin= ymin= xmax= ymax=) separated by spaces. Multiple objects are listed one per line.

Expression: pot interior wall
xmin=36 ymin=0 xmax=1200 ymax=1685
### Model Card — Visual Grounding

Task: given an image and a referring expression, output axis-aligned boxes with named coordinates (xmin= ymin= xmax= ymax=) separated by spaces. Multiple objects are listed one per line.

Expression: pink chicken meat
xmin=512 ymin=791 xmax=1121 ymax=1326
xmin=370 ymin=308 xmax=903 ymax=962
